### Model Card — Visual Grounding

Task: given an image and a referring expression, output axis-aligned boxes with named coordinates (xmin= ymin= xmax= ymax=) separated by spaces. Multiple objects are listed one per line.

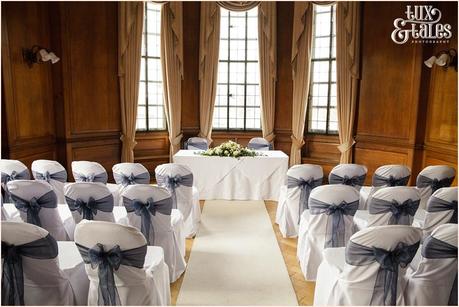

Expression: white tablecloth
xmin=173 ymin=150 xmax=289 ymax=201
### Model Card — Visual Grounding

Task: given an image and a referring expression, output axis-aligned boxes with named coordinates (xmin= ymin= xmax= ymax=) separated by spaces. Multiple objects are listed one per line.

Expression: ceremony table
xmin=173 ymin=150 xmax=289 ymax=201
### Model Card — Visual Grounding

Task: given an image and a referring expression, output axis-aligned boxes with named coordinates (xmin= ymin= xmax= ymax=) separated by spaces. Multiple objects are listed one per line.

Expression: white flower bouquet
xmin=200 ymin=140 xmax=260 ymax=158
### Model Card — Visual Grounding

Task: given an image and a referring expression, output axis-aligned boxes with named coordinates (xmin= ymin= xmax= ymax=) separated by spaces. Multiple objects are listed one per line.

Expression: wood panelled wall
xmin=2 ymin=1 xmax=457 ymax=183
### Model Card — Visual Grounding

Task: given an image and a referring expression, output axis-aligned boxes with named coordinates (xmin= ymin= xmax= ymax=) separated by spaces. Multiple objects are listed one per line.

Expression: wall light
xmin=22 ymin=45 xmax=60 ymax=68
xmin=424 ymin=48 xmax=457 ymax=71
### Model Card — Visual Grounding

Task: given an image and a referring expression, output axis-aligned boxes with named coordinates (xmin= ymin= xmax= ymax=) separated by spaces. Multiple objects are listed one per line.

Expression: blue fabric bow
xmin=329 ymin=173 xmax=366 ymax=187
xmin=66 ymin=194 xmax=114 ymax=220
xmin=372 ymin=174 xmax=410 ymax=187
xmin=369 ymin=198 xmax=420 ymax=225
xmin=73 ymin=172 xmax=108 ymax=184
xmin=417 ymin=175 xmax=455 ymax=193
xmin=11 ymin=190 xmax=57 ymax=227
xmin=427 ymin=197 xmax=458 ymax=224
xmin=287 ymin=176 xmax=322 ymax=223
xmin=33 ymin=170 xmax=67 ymax=183
xmin=114 ymin=172 xmax=150 ymax=187
xmin=156 ymin=173 xmax=193 ymax=209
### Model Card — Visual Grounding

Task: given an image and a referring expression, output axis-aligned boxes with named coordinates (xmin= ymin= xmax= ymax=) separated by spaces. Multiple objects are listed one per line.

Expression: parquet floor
xmin=170 ymin=200 xmax=315 ymax=306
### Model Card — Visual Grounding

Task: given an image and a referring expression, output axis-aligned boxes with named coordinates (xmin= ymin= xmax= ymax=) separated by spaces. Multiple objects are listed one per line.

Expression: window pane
xmin=313 ymin=37 xmax=330 ymax=59
xmin=229 ymin=62 xmax=245 ymax=84
xmin=229 ymin=85 xmax=245 ymax=106
xmin=218 ymin=61 xmax=228 ymax=84
xmin=147 ymin=58 xmax=162 ymax=82
xmin=312 ymin=61 xmax=330 ymax=83
xmin=229 ymin=39 xmax=246 ymax=61
xmin=246 ymin=62 xmax=259 ymax=84
xmin=247 ymin=17 xmax=258 ymax=39
xmin=230 ymin=17 xmax=246 ymax=39
xmin=315 ymin=12 xmax=331 ymax=37
xmin=247 ymin=40 xmax=258 ymax=61
xmin=220 ymin=39 xmax=228 ymax=60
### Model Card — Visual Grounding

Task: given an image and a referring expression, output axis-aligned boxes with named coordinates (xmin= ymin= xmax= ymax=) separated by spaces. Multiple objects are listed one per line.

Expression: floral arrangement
xmin=200 ymin=140 xmax=260 ymax=158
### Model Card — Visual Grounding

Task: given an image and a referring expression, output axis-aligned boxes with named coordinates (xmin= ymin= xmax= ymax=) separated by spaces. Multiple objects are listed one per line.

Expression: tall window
xmin=307 ymin=5 xmax=337 ymax=134
xmin=137 ymin=2 xmax=166 ymax=131
xmin=213 ymin=7 xmax=261 ymax=130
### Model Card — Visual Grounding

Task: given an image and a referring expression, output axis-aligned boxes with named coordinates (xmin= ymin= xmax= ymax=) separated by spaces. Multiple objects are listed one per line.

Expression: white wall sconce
xmin=424 ymin=48 xmax=457 ymax=71
xmin=22 ymin=45 xmax=60 ymax=68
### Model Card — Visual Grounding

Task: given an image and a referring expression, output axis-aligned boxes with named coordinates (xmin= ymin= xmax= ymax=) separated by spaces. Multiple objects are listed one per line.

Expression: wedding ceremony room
xmin=1 ymin=0 xmax=458 ymax=306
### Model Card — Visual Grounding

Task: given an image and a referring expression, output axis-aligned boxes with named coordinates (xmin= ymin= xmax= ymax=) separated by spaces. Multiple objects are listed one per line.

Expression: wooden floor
xmin=170 ymin=200 xmax=315 ymax=306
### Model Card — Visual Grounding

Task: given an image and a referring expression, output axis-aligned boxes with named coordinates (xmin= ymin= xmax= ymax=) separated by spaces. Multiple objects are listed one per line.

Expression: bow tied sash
xmin=346 ymin=240 xmax=420 ymax=305
xmin=33 ymin=170 xmax=67 ymax=183
xmin=369 ymin=198 xmax=420 ymax=225
xmin=1 ymin=170 xmax=30 ymax=202
xmin=287 ymin=176 xmax=322 ymax=223
xmin=417 ymin=175 xmax=455 ymax=193
xmin=373 ymin=174 xmax=410 ymax=187
xmin=1 ymin=235 xmax=58 ymax=306
xmin=11 ymin=190 xmax=57 ymax=227
xmin=114 ymin=172 xmax=150 ymax=187
xmin=187 ymin=141 xmax=208 ymax=150
xmin=156 ymin=173 xmax=193 ymax=209
xmin=73 ymin=172 xmax=108 ymax=184
xmin=329 ymin=173 xmax=366 ymax=187
xmin=123 ymin=196 xmax=172 ymax=245
xmin=66 ymin=194 xmax=114 ymax=220
xmin=309 ymin=198 xmax=359 ymax=248
xmin=76 ymin=243 xmax=146 ymax=306
xmin=427 ymin=197 xmax=458 ymax=224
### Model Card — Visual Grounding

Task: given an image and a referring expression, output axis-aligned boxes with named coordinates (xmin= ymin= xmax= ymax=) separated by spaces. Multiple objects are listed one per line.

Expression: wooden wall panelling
xmin=1 ymin=2 xmax=57 ymax=166
xmin=134 ymin=132 xmax=170 ymax=179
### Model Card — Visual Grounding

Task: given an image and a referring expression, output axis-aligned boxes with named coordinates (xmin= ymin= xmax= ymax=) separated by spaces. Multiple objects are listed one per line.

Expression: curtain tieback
xmin=337 ymin=139 xmax=356 ymax=153
xmin=120 ymin=134 xmax=138 ymax=149
xmin=291 ymin=135 xmax=305 ymax=149
xmin=170 ymin=133 xmax=183 ymax=146
xmin=264 ymin=132 xmax=276 ymax=143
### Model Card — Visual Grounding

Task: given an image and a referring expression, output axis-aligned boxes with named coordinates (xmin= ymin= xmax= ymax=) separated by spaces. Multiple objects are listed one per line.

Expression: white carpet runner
xmin=176 ymin=200 xmax=298 ymax=306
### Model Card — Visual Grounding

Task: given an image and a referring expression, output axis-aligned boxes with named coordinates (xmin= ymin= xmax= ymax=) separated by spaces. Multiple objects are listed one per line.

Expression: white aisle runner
xmin=176 ymin=200 xmax=298 ymax=306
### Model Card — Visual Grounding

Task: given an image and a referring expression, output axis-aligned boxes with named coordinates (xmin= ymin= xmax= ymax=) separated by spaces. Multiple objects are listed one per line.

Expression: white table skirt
xmin=173 ymin=150 xmax=289 ymax=201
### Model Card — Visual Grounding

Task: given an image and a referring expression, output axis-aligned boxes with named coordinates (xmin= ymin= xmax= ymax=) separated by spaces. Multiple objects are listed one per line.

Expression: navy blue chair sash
xmin=73 ymin=172 xmax=108 ymax=184
xmin=417 ymin=175 xmax=455 ymax=193
xmin=248 ymin=142 xmax=271 ymax=150
xmin=186 ymin=140 xmax=208 ymax=150
xmin=33 ymin=170 xmax=67 ymax=183
xmin=11 ymin=190 xmax=58 ymax=227
xmin=372 ymin=174 xmax=410 ymax=187
xmin=76 ymin=242 xmax=147 ymax=306
xmin=427 ymin=197 xmax=458 ymax=224
xmin=346 ymin=240 xmax=420 ymax=306
xmin=329 ymin=173 xmax=366 ymax=187
xmin=287 ymin=176 xmax=322 ymax=223
xmin=123 ymin=196 xmax=172 ymax=245
xmin=156 ymin=173 xmax=193 ymax=209
xmin=369 ymin=198 xmax=420 ymax=225
xmin=309 ymin=198 xmax=359 ymax=248
xmin=66 ymin=194 xmax=114 ymax=220
xmin=1 ymin=234 xmax=58 ymax=306
xmin=113 ymin=172 xmax=150 ymax=187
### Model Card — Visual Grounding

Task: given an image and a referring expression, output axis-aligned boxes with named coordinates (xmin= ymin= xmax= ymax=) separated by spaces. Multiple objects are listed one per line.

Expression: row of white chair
xmin=2 ymin=220 xmax=172 ymax=306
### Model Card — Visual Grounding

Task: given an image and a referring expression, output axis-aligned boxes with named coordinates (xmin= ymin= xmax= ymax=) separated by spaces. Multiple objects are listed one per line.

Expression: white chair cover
xmin=422 ymin=187 xmax=458 ymax=238
xmin=314 ymin=225 xmax=422 ymax=306
xmin=328 ymin=164 xmax=367 ymax=190
xmin=1 ymin=221 xmax=75 ymax=305
xmin=7 ymin=180 xmax=68 ymax=241
xmin=71 ymin=160 xmax=120 ymax=206
xmin=276 ymin=164 xmax=323 ymax=238
xmin=0 ymin=159 xmax=30 ymax=203
xmin=185 ymin=137 xmax=209 ymax=151
xmin=32 ymin=159 xmax=67 ymax=204
xmin=247 ymin=137 xmax=271 ymax=151
xmin=405 ymin=223 xmax=458 ymax=306
xmin=74 ymin=220 xmax=171 ymax=305
xmin=121 ymin=184 xmax=186 ymax=282
xmin=416 ymin=165 xmax=455 ymax=210
xmin=367 ymin=186 xmax=421 ymax=227
xmin=112 ymin=162 xmax=150 ymax=206
xmin=360 ymin=164 xmax=411 ymax=209
xmin=64 ymin=182 xmax=115 ymax=240
xmin=297 ymin=184 xmax=359 ymax=281
xmin=155 ymin=163 xmax=199 ymax=238
xmin=186 ymin=186 xmax=201 ymax=238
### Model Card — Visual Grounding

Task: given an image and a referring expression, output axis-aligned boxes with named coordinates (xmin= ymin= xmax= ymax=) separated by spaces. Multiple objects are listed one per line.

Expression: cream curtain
xmin=198 ymin=2 xmax=221 ymax=143
xmin=336 ymin=2 xmax=361 ymax=163
xmin=160 ymin=2 xmax=184 ymax=159
xmin=216 ymin=1 xmax=260 ymax=11
xmin=118 ymin=2 xmax=144 ymax=162
xmin=258 ymin=2 xmax=277 ymax=145
xmin=290 ymin=2 xmax=313 ymax=166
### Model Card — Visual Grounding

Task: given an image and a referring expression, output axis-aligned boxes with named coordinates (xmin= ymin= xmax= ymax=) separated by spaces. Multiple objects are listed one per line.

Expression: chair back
xmin=112 ymin=162 xmax=150 ymax=187
xmin=423 ymin=187 xmax=458 ymax=237
xmin=367 ymin=186 xmax=421 ymax=227
xmin=71 ymin=161 xmax=108 ymax=184
xmin=247 ymin=137 xmax=271 ymax=151
xmin=7 ymin=180 xmax=67 ymax=240
xmin=0 ymin=159 xmax=30 ymax=202
xmin=416 ymin=165 xmax=455 ymax=209
xmin=1 ymin=221 xmax=73 ymax=305
xmin=155 ymin=163 xmax=193 ymax=220
xmin=32 ymin=159 xmax=67 ymax=203
xmin=340 ymin=225 xmax=422 ymax=305
xmin=64 ymin=182 xmax=115 ymax=224
xmin=185 ymin=137 xmax=209 ymax=150
xmin=328 ymin=164 xmax=367 ymax=189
